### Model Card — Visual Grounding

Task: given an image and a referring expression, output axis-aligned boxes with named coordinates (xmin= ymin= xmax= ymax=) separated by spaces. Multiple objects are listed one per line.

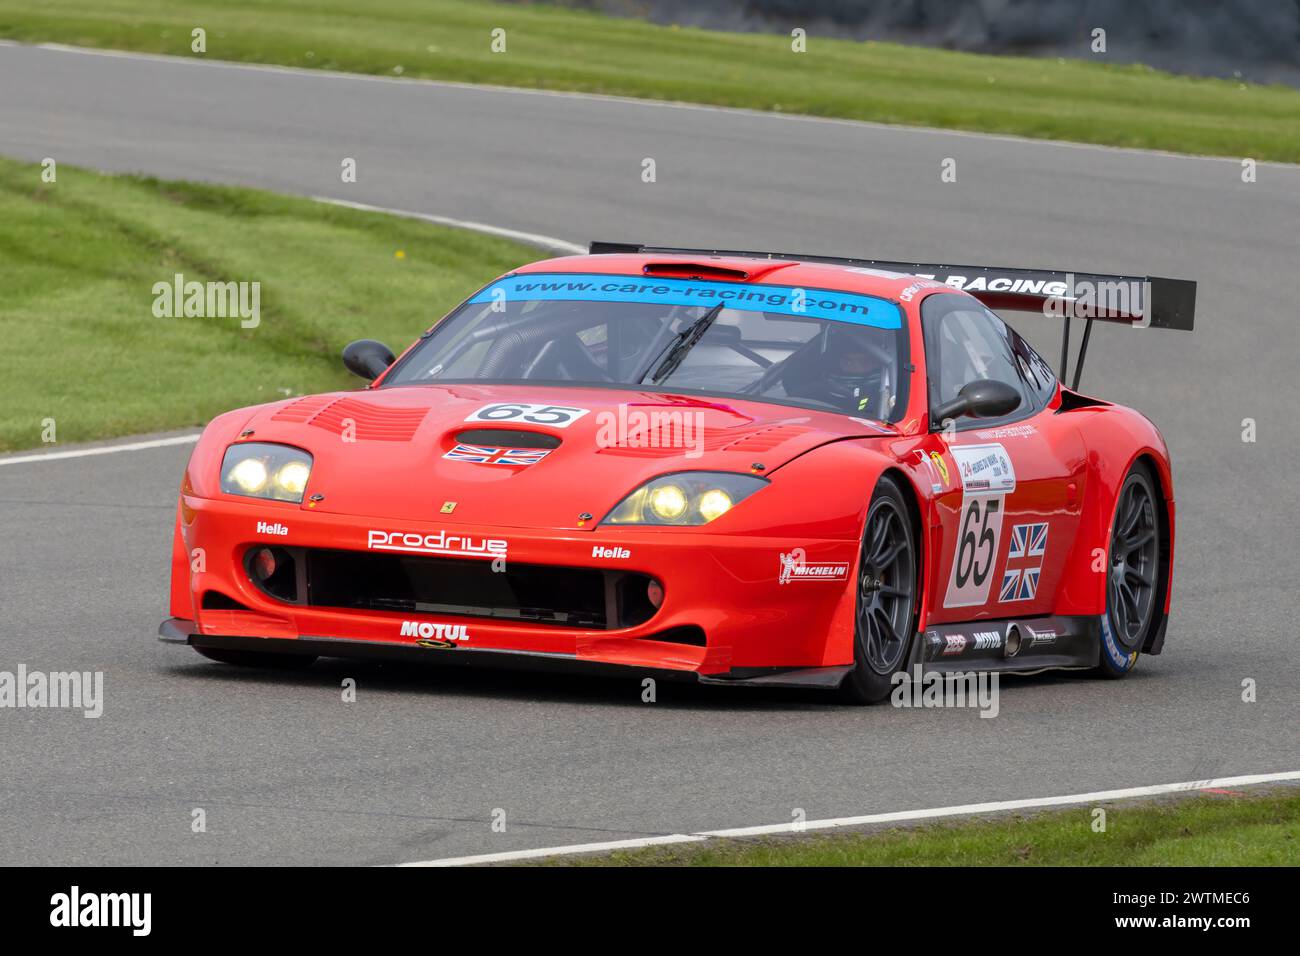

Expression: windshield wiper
xmin=640 ymin=302 xmax=726 ymax=385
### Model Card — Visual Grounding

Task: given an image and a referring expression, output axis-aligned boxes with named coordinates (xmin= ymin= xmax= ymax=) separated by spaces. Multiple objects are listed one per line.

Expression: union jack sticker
xmin=999 ymin=566 xmax=1041 ymax=602
xmin=443 ymin=443 xmax=551 ymax=466
xmin=1000 ymin=522 xmax=1048 ymax=602
xmin=1008 ymin=522 xmax=1048 ymax=558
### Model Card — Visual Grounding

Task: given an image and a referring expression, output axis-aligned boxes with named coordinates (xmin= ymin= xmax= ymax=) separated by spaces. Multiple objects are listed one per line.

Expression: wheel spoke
xmin=1124 ymin=565 xmax=1151 ymax=588
xmin=1118 ymin=492 xmax=1142 ymax=539
xmin=867 ymin=515 xmax=888 ymax=561
xmin=873 ymin=538 xmax=905 ymax=571
xmin=1120 ymin=581 xmax=1139 ymax=621
xmin=873 ymin=606 xmax=897 ymax=648
xmin=1125 ymin=526 xmax=1155 ymax=553
xmin=862 ymin=610 xmax=877 ymax=651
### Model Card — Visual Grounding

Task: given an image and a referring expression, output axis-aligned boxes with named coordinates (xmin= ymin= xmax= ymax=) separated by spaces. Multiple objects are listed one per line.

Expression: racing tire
xmin=194 ymin=646 xmax=318 ymax=669
xmin=1095 ymin=463 xmax=1161 ymax=678
xmin=841 ymin=474 xmax=921 ymax=704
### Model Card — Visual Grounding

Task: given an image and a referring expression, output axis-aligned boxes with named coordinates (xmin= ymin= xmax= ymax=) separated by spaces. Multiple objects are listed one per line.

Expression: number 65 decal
xmin=465 ymin=402 xmax=591 ymax=428
xmin=944 ymin=495 xmax=1006 ymax=608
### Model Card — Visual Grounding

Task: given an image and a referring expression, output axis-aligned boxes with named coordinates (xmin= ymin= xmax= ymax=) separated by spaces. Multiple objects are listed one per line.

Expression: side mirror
xmin=931 ymin=379 xmax=1021 ymax=425
xmin=342 ymin=339 xmax=396 ymax=381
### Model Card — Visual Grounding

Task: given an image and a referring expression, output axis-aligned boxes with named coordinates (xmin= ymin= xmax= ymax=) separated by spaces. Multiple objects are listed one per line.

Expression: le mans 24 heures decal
xmin=943 ymin=442 xmax=1017 ymax=608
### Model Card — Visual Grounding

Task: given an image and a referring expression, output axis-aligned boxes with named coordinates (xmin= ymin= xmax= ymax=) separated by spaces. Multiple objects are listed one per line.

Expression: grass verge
xmin=0 ymin=156 xmax=534 ymax=451
xmin=1 ymin=0 xmax=1299 ymax=161
xmin=556 ymin=789 xmax=1300 ymax=866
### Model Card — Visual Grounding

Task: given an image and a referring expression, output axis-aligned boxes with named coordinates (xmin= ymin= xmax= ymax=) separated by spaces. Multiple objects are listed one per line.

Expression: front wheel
xmin=841 ymin=475 xmax=920 ymax=704
xmin=1096 ymin=464 xmax=1161 ymax=677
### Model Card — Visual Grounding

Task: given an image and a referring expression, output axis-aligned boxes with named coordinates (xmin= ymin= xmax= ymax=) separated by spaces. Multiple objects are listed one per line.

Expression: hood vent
xmin=642 ymin=261 xmax=750 ymax=281
xmin=456 ymin=428 xmax=561 ymax=449
xmin=272 ymin=396 xmax=428 ymax=441
xmin=595 ymin=420 xmax=812 ymax=458
xmin=720 ymin=423 xmax=812 ymax=452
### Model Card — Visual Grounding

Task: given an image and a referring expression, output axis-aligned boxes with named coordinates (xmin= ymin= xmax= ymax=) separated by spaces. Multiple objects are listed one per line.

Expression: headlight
xmin=602 ymin=472 xmax=768 ymax=526
xmin=220 ymin=443 xmax=313 ymax=503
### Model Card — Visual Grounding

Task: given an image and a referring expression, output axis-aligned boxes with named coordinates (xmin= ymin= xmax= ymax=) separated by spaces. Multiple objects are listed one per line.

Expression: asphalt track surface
xmin=1 ymin=43 xmax=1297 ymax=866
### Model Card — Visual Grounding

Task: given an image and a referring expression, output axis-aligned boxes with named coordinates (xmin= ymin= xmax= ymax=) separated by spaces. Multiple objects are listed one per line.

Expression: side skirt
xmin=920 ymin=615 xmax=1100 ymax=675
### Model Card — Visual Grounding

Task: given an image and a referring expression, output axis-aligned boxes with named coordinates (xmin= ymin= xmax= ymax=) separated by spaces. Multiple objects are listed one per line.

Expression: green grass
xmin=0 ymin=156 xmax=534 ymax=451
xmin=2 ymin=0 xmax=1299 ymax=161
xmin=558 ymin=789 xmax=1300 ymax=866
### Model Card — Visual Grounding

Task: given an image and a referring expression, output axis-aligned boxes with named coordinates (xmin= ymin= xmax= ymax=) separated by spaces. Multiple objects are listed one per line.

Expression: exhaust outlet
xmin=1004 ymin=623 xmax=1023 ymax=659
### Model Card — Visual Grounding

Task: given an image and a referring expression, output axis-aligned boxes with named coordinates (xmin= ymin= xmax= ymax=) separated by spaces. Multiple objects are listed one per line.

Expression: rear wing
xmin=589 ymin=242 xmax=1196 ymax=387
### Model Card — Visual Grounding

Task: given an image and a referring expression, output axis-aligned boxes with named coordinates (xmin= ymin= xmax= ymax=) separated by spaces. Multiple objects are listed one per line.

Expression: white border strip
xmin=0 ymin=433 xmax=200 ymax=467
xmin=399 ymin=770 xmax=1300 ymax=866
xmin=311 ymin=197 xmax=584 ymax=256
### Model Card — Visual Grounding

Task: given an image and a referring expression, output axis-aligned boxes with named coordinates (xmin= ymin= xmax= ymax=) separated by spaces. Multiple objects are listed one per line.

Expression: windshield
xmin=383 ymin=272 xmax=908 ymax=421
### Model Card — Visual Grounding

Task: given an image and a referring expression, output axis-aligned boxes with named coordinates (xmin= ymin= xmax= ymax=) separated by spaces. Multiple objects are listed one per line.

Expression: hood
xmin=235 ymin=384 xmax=893 ymax=529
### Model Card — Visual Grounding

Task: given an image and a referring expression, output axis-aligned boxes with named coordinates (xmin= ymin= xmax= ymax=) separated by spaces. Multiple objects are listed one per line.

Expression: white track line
xmin=311 ymin=196 xmax=583 ymax=255
xmin=0 ymin=434 xmax=199 ymax=467
xmin=4 ymin=40 xmax=1296 ymax=169
xmin=399 ymin=769 xmax=1300 ymax=866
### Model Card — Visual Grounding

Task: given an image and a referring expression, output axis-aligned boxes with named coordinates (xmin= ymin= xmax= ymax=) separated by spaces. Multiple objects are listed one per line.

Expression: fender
xmin=1053 ymin=401 xmax=1175 ymax=622
xmin=790 ymin=438 xmax=937 ymax=666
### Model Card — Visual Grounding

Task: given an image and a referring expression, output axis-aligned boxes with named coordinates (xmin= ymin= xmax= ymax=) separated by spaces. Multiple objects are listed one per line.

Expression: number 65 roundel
xmin=943 ymin=443 xmax=1017 ymax=608
xmin=465 ymin=402 xmax=591 ymax=428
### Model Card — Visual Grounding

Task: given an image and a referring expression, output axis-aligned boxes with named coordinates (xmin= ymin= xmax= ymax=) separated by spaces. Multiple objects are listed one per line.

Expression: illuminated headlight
xmin=602 ymin=472 xmax=768 ymax=526
xmin=220 ymin=443 xmax=314 ymax=503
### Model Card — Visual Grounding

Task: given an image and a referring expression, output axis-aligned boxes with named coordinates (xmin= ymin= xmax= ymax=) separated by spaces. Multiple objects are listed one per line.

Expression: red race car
xmin=160 ymin=243 xmax=1195 ymax=702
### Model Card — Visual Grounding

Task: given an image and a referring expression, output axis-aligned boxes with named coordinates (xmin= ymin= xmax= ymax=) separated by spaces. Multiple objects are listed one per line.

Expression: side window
xmin=1006 ymin=324 xmax=1057 ymax=405
xmin=921 ymin=294 xmax=1034 ymax=427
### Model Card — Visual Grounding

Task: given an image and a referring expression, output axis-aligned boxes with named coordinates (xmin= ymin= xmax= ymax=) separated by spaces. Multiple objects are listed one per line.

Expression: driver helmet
xmin=819 ymin=325 xmax=890 ymax=411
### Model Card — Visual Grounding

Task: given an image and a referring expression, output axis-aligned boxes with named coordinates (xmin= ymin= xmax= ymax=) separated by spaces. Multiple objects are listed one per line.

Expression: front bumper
xmin=160 ymin=619 xmax=853 ymax=690
xmin=169 ymin=492 xmax=861 ymax=676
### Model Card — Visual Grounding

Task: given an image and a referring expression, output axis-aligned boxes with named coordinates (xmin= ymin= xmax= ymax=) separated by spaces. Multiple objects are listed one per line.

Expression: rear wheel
xmin=194 ymin=646 xmax=318 ymax=669
xmin=841 ymin=475 xmax=920 ymax=704
xmin=1096 ymin=464 xmax=1160 ymax=677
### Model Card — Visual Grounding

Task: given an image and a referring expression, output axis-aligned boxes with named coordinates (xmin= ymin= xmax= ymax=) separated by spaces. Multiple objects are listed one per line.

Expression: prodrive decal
xmin=367 ymin=529 xmax=507 ymax=560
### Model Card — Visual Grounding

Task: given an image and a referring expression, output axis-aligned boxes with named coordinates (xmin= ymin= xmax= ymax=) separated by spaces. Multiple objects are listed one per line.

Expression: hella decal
xmin=592 ymin=546 xmax=630 ymax=560
xmin=256 ymin=521 xmax=289 ymax=536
